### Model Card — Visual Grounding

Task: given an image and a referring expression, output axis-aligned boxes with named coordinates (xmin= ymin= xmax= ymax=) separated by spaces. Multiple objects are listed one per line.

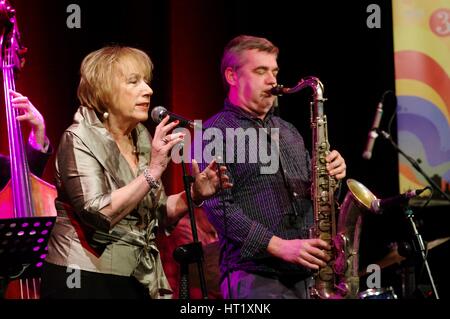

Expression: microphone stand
xmin=378 ymin=129 xmax=450 ymax=202
xmin=403 ymin=205 xmax=440 ymax=299
xmin=173 ymin=144 xmax=208 ymax=299
xmin=378 ymin=129 xmax=442 ymax=299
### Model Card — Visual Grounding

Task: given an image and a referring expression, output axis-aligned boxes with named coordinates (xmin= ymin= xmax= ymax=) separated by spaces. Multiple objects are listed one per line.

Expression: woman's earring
xmin=103 ymin=112 xmax=109 ymax=120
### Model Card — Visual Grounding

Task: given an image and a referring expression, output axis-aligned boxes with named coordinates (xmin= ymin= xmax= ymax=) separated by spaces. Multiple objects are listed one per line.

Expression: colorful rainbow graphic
xmin=393 ymin=0 xmax=449 ymax=195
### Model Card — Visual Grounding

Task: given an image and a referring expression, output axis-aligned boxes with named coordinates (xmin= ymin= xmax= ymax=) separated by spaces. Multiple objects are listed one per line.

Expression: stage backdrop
xmin=393 ymin=0 xmax=450 ymax=199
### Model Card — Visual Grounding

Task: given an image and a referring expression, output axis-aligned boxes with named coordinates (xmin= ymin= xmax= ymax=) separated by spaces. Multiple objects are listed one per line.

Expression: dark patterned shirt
xmin=200 ymin=100 xmax=314 ymax=280
xmin=0 ymin=143 xmax=52 ymax=189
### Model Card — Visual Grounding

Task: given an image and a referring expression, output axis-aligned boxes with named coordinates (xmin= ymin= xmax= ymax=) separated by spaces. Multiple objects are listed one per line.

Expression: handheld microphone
xmin=371 ymin=188 xmax=428 ymax=214
xmin=150 ymin=106 xmax=199 ymax=129
xmin=362 ymin=99 xmax=384 ymax=160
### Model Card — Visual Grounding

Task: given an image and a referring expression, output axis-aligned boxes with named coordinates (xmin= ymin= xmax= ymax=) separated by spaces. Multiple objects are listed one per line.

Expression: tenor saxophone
xmin=272 ymin=77 xmax=377 ymax=299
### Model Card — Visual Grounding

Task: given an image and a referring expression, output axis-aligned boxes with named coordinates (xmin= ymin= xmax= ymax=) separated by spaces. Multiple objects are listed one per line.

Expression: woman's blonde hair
xmin=77 ymin=46 xmax=153 ymax=114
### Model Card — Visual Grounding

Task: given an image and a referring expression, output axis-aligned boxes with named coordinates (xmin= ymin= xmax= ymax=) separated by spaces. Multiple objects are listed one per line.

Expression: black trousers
xmin=40 ymin=262 xmax=150 ymax=299
xmin=220 ymin=270 xmax=313 ymax=299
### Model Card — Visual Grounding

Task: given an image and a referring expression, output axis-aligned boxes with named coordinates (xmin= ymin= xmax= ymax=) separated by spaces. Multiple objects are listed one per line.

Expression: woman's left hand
xmin=191 ymin=159 xmax=232 ymax=203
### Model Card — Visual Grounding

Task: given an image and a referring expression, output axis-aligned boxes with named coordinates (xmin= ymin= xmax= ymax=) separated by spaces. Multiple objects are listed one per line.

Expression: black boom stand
xmin=173 ymin=149 xmax=208 ymax=299
xmin=378 ymin=129 xmax=445 ymax=299
xmin=378 ymin=129 xmax=450 ymax=202
xmin=402 ymin=204 xmax=440 ymax=299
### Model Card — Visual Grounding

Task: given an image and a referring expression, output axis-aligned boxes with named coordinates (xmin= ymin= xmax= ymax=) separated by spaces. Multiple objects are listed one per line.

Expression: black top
xmin=0 ymin=143 xmax=52 ymax=189
xmin=200 ymin=100 xmax=314 ymax=280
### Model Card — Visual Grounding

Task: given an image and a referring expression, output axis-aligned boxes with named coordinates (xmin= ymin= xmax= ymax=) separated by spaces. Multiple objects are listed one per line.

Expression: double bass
xmin=0 ymin=1 xmax=56 ymax=299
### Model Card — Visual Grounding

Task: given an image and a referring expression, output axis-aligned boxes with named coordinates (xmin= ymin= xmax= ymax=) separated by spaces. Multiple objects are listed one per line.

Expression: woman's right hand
xmin=148 ymin=115 xmax=185 ymax=180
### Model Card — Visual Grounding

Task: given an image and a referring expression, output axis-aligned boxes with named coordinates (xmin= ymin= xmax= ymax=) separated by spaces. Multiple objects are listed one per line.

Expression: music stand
xmin=0 ymin=216 xmax=55 ymax=297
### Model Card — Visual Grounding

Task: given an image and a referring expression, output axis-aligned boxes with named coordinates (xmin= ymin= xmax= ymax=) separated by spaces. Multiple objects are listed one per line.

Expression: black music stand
xmin=0 ymin=216 xmax=55 ymax=298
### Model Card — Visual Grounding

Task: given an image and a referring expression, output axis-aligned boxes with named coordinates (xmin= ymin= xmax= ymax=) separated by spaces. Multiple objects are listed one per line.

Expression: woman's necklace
xmin=128 ymin=132 xmax=138 ymax=155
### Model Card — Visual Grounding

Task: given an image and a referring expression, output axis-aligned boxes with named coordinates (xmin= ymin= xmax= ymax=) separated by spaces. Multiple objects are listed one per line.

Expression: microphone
xmin=362 ymin=99 xmax=384 ymax=160
xmin=150 ymin=106 xmax=199 ymax=129
xmin=371 ymin=188 xmax=428 ymax=214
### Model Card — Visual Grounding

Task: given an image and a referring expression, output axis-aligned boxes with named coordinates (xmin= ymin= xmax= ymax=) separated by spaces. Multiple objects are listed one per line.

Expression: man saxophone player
xmin=199 ymin=35 xmax=347 ymax=299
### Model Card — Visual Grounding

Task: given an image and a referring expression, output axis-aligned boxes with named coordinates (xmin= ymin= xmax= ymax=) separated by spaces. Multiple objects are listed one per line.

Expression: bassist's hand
xmin=10 ymin=90 xmax=49 ymax=153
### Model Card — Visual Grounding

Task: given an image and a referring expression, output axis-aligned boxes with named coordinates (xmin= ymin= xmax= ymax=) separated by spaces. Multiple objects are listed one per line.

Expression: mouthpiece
xmin=270 ymin=85 xmax=286 ymax=96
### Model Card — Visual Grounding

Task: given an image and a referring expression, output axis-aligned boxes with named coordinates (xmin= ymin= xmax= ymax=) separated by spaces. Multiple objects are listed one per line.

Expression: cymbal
xmin=409 ymin=198 xmax=450 ymax=207
xmin=374 ymin=248 xmax=406 ymax=271
xmin=427 ymin=236 xmax=450 ymax=250
xmin=358 ymin=248 xmax=405 ymax=277
xmin=359 ymin=237 xmax=450 ymax=277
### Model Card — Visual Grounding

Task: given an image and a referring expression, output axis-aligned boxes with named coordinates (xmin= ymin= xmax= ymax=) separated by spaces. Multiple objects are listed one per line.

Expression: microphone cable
xmin=382 ymin=90 xmax=395 ymax=137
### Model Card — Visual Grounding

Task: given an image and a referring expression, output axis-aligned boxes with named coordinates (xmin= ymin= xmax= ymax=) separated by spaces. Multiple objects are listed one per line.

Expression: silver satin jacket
xmin=46 ymin=106 xmax=172 ymax=298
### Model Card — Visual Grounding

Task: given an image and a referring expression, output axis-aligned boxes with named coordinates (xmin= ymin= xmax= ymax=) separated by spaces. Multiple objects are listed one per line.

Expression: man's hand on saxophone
xmin=326 ymin=150 xmax=347 ymax=180
xmin=267 ymin=236 xmax=331 ymax=270
xmin=266 ymin=150 xmax=345 ymax=270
